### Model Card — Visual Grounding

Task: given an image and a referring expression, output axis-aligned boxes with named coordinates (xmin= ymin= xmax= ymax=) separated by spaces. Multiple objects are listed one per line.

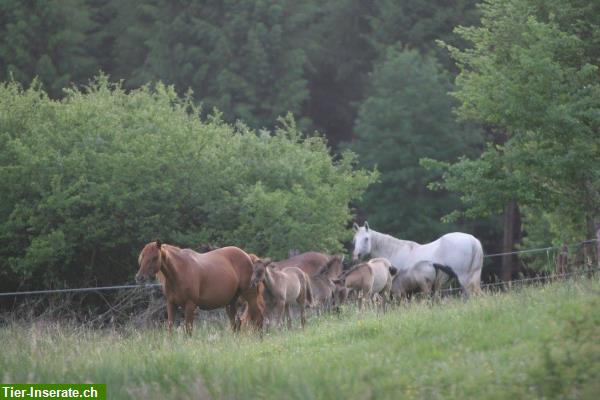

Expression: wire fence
xmin=439 ymin=266 xmax=599 ymax=295
xmin=0 ymin=283 xmax=161 ymax=297
xmin=483 ymin=238 xmax=598 ymax=258
xmin=0 ymin=237 xmax=597 ymax=298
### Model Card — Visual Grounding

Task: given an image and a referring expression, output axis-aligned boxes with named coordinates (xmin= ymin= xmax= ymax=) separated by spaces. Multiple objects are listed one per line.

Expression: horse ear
xmin=353 ymin=222 xmax=359 ymax=232
xmin=364 ymin=221 xmax=370 ymax=231
xmin=156 ymin=239 xmax=162 ymax=249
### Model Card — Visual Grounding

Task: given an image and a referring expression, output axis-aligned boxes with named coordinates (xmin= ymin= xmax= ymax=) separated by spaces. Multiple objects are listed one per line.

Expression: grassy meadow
xmin=1 ymin=279 xmax=599 ymax=399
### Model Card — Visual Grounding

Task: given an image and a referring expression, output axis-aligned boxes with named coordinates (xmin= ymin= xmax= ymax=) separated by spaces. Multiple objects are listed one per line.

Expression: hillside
xmin=1 ymin=279 xmax=599 ymax=399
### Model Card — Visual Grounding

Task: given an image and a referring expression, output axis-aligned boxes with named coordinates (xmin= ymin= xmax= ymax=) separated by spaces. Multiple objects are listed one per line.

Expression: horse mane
xmin=156 ymin=244 xmax=188 ymax=284
xmin=315 ymin=255 xmax=343 ymax=279
xmin=337 ymin=261 xmax=369 ymax=280
xmin=248 ymin=253 xmax=260 ymax=264
xmin=370 ymin=229 xmax=418 ymax=255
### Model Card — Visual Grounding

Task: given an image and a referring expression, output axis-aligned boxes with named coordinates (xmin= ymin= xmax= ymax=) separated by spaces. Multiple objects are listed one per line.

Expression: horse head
xmin=247 ymin=253 xmax=261 ymax=264
xmin=352 ymin=221 xmax=372 ymax=261
xmin=332 ymin=276 xmax=349 ymax=305
xmin=136 ymin=240 xmax=163 ymax=283
xmin=319 ymin=254 xmax=344 ymax=280
xmin=250 ymin=258 xmax=272 ymax=288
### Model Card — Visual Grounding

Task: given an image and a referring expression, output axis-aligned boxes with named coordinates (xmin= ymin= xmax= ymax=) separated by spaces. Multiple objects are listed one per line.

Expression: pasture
xmin=1 ymin=279 xmax=598 ymax=399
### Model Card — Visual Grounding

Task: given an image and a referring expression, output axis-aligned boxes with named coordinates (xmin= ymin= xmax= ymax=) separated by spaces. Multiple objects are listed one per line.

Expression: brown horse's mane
xmin=155 ymin=243 xmax=184 ymax=284
xmin=315 ymin=255 xmax=343 ymax=278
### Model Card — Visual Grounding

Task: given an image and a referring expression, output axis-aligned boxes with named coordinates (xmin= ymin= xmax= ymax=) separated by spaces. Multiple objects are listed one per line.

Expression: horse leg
xmin=299 ymin=298 xmax=306 ymax=329
xmin=226 ymin=301 xmax=239 ymax=332
xmin=461 ymin=283 xmax=470 ymax=302
xmin=285 ymin=304 xmax=293 ymax=330
xmin=274 ymin=301 xmax=285 ymax=329
xmin=456 ymin=275 xmax=470 ymax=302
xmin=431 ymin=276 xmax=442 ymax=304
xmin=184 ymin=302 xmax=195 ymax=336
xmin=240 ymin=288 xmax=265 ymax=332
xmin=425 ymin=280 xmax=436 ymax=306
xmin=166 ymin=300 xmax=175 ymax=335
xmin=382 ymin=289 xmax=390 ymax=313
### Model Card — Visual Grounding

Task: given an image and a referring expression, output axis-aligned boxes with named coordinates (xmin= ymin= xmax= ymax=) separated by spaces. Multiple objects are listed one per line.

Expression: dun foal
xmin=391 ymin=260 xmax=437 ymax=300
xmin=391 ymin=260 xmax=467 ymax=300
xmin=334 ymin=257 xmax=397 ymax=310
xmin=251 ymin=258 xmax=313 ymax=329
xmin=308 ymin=255 xmax=344 ymax=312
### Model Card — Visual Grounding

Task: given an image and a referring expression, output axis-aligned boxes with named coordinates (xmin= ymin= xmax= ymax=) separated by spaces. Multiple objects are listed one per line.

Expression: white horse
xmin=352 ymin=222 xmax=483 ymax=297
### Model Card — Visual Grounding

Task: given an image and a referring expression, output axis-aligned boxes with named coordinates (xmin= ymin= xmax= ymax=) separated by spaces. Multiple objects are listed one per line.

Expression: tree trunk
xmin=596 ymin=224 xmax=600 ymax=268
xmin=501 ymin=200 xmax=521 ymax=282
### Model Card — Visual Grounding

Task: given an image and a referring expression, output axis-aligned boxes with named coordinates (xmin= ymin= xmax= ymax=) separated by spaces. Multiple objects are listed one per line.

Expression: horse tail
xmin=433 ymin=263 xmax=467 ymax=295
xmin=432 ymin=263 xmax=459 ymax=282
xmin=304 ymin=273 xmax=314 ymax=307
xmin=469 ymin=238 xmax=484 ymax=294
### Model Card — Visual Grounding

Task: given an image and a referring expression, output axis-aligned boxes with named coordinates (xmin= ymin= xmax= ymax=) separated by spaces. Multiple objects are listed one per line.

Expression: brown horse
xmin=136 ymin=241 xmax=263 ymax=335
xmin=271 ymin=252 xmax=344 ymax=278
xmin=250 ymin=258 xmax=313 ymax=329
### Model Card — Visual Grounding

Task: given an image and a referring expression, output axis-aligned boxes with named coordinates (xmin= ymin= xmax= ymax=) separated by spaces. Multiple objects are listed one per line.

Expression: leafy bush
xmin=0 ymin=76 xmax=376 ymax=289
xmin=528 ymin=296 xmax=600 ymax=399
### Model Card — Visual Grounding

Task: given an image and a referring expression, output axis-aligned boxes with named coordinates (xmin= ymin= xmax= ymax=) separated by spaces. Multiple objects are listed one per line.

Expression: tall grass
xmin=1 ymin=279 xmax=599 ymax=399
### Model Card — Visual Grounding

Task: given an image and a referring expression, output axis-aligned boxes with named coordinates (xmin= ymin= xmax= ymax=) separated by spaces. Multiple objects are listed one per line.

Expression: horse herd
xmin=135 ymin=222 xmax=484 ymax=335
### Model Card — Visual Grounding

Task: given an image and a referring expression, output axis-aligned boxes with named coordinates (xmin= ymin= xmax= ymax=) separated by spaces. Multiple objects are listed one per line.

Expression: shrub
xmin=0 ymin=76 xmax=376 ymax=290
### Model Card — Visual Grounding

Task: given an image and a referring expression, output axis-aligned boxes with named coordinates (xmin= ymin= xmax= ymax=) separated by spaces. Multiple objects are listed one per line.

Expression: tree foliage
xmin=426 ymin=0 xmax=600 ymax=245
xmin=351 ymin=48 xmax=483 ymax=241
xmin=0 ymin=77 xmax=375 ymax=289
xmin=0 ymin=0 xmax=99 ymax=97
xmin=368 ymin=0 xmax=480 ymax=69
xmin=108 ymin=0 xmax=313 ymax=130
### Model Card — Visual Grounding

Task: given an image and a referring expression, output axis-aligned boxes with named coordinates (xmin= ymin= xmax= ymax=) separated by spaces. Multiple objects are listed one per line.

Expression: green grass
xmin=1 ymin=279 xmax=599 ymax=399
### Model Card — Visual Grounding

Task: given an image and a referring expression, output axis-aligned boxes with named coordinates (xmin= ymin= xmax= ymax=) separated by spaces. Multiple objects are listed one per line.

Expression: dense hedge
xmin=0 ymin=77 xmax=376 ymax=290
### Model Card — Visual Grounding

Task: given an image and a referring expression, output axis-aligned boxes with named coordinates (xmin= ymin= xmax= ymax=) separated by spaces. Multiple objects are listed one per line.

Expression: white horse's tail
xmin=468 ymin=239 xmax=484 ymax=294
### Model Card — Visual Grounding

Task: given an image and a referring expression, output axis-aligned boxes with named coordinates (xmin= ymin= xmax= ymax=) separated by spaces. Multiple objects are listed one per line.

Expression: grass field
xmin=1 ymin=279 xmax=599 ymax=399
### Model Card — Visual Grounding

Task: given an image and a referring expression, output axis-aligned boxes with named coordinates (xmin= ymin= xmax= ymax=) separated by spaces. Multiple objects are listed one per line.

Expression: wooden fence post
xmin=596 ymin=227 xmax=600 ymax=268
xmin=555 ymin=244 xmax=568 ymax=277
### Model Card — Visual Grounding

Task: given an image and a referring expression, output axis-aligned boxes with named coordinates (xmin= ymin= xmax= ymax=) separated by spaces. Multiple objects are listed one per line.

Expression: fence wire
xmin=439 ymin=266 xmax=598 ymax=295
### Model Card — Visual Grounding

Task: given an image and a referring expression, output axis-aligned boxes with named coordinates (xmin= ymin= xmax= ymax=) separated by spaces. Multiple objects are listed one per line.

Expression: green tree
xmin=0 ymin=0 xmax=99 ymax=97
xmin=110 ymin=0 xmax=312 ymax=130
xmin=351 ymin=48 xmax=482 ymax=241
xmin=425 ymin=0 xmax=600 ymax=249
xmin=0 ymin=76 xmax=375 ymax=290
xmin=107 ymin=0 xmax=162 ymax=87
xmin=368 ymin=0 xmax=480 ymax=69
xmin=302 ymin=0 xmax=377 ymax=146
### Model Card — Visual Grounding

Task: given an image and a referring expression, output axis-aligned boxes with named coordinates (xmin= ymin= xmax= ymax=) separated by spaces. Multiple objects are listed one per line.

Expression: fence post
xmin=596 ymin=227 xmax=600 ymax=268
xmin=555 ymin=243 xmax=568 ymax=277
xmin=583 ymin=241 xmax=594 ymax=268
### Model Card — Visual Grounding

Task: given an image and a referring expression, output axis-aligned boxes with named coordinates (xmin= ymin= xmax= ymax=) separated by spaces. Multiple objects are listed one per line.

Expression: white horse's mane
xmin=369 ymin=229 xmax=418 ymax=255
